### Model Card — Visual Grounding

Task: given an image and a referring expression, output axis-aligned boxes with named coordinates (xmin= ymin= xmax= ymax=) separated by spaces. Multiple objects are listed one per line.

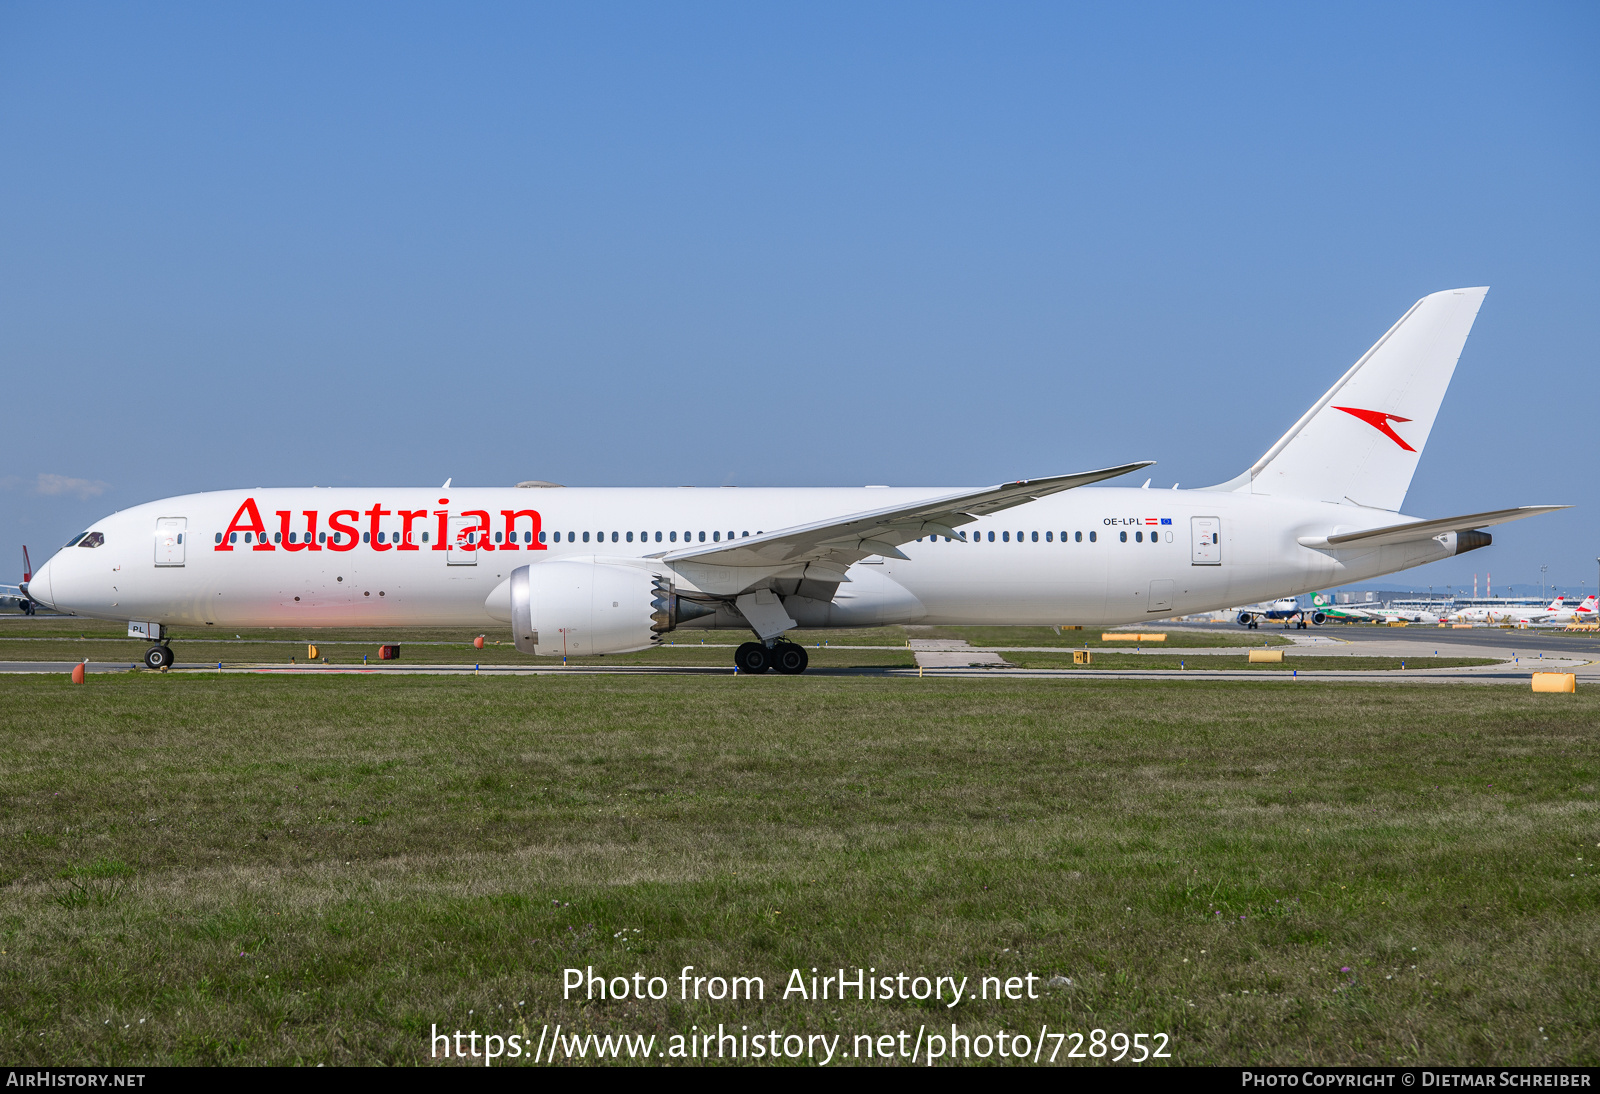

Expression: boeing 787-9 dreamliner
xmin=24 ymin=288 xmax=1566 ymax=673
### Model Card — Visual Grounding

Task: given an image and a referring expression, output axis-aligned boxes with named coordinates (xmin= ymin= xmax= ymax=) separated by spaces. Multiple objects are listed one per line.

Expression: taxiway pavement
xmin=3 ymin=623 xmax=1593 ymax=685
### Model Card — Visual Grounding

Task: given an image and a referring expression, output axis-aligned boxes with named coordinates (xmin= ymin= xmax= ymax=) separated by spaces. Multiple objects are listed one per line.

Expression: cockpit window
xmin=77 ymin=532 xmax=105 ymax=548
xmin=64 ymin=532 xmax=87 ymax=548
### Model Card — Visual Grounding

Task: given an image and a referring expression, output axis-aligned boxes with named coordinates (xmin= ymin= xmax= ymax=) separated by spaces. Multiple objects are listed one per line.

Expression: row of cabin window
xmin=214 ymin=527 xmax=1175 ymax=547
xmin=216 ymin=531 xmax=561 ymax=545
xmin=545 ymin=530 xmax=754 ymax=544
xmin=213 ymin=529 xmax=764 ymax=546
xmin=916 ymin=530 xmax=1170 ymax=544
xmin=215 ymin=530 xmax=412 ymax=545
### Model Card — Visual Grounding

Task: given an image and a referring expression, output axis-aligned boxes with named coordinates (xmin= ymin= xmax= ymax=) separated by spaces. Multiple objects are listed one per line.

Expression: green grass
xmin=2 ymin=675 xmax=1596 ymax=1066
xmin=911 ymin=626 xmax=1291 ymax=648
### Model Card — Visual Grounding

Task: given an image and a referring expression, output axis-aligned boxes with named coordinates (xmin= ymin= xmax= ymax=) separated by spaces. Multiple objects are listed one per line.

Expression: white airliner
xmin=1454 ymin=595 xmax=1596 ymax=626
xmin=1359 ymin=604 xmax=1445 ymax=626
xmin=1452 ymin=596 xmax=1560 ymax=625
xmin=1551 ymin=595 xmax=1598 ymax=624
xmin=0 ymin=548 xmax=37 ymax=615
xmin=1307 ymin=593 xmax=1375 ymax=623
xmin=1233 ymin=598 xmax=1309 ymax=629
xmin=24 ymin=287 xmax=1568 ymax=673
xmin=1296 ymin=597 xmax=1444 ymax=626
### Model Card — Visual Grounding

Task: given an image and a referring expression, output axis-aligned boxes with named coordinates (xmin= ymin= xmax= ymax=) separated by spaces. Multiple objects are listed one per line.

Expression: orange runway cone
xmin=70 ymin=662 xmax=85 ymax=684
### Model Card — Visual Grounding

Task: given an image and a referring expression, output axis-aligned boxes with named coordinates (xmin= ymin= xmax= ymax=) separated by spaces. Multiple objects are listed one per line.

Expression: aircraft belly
xmin=812 ymin=566 xmax=927 ymax=625
xmin=890 ymin=548 xmax=1109 ymax=625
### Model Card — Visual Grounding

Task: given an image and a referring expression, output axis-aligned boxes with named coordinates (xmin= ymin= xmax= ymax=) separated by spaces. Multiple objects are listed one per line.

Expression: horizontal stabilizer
xmin=1297 ymin=505 xmax=1567 ymax=549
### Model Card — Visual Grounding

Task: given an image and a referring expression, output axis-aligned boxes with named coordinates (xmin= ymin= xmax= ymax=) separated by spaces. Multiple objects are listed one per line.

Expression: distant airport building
xmin=1451 ymin=596 xmax=1545 ymax=610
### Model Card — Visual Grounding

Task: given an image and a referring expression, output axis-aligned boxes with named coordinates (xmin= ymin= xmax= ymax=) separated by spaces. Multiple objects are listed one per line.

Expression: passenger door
xmin=155 ymin=517 xmax=186 ymax=567
xmin=1191 ymin=517 xmax=1221 ymax=565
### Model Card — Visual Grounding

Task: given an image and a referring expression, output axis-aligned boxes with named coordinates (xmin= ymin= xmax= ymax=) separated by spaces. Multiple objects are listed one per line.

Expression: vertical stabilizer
xmin=1227 ymin=287 xmax=1488 ymax=512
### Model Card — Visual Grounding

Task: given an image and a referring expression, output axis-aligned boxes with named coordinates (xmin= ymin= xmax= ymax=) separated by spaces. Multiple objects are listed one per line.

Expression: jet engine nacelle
xmin=1310 ymin=611 xmax=1327 ymax=625
xmin=1235 ymin=612 xmax=1253 ymax=626
xmin=494 ymin=559 xmax=713 ymax=656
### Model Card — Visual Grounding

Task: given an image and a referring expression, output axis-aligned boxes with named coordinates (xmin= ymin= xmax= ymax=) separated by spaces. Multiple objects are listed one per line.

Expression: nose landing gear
xmin=734 ymin=640 xmax=809 ymax=675
xmin=143 ymin=644 xmax=175 ymax=670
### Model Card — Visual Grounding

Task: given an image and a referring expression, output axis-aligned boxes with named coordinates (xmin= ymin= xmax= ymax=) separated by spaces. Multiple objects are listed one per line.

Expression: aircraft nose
xmin=26 ymin=558 xmax=53 ymax=608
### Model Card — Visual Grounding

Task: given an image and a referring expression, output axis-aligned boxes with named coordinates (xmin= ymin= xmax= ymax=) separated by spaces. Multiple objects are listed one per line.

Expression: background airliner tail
xmin=1214 ymin=287 xmax=1488 ymax=512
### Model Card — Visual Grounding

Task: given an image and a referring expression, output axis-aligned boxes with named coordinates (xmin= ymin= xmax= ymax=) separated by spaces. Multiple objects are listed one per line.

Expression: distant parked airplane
xmin=1308 ymin=592 xmax=1378 ymax=623
xmin=1234 ymin=598 xmax=1309 ymax=629
xmin=1454 ymin=594 xmax=1597 ymax=626
xmin=0 ymin=548 xmax=35 ymax=614
xmin=1360 ymin=604 xmax=1444 ymax=626
xmin=1549 ymin=595 xmax=1598 ymax=624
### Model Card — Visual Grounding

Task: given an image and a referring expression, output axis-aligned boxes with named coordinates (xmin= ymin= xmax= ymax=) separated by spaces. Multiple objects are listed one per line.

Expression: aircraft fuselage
xmin=28 ymin=485 xmax=1464 ymax=632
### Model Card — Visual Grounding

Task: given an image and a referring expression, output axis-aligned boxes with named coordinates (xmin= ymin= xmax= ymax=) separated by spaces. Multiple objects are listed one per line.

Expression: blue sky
xmin=2 ymin=2 xmax=1595 ymax=596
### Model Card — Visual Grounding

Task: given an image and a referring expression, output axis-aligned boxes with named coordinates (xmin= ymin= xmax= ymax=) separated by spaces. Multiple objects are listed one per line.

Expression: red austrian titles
xmin=212 ymin=498 xmax=546 ymax=553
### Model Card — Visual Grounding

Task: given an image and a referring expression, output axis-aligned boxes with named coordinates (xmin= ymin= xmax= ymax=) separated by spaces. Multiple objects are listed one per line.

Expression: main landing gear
xmin=735 ymin=640 xmax=809 ymax=675
xmin=143 ymin=644 xmax=175 ymax=670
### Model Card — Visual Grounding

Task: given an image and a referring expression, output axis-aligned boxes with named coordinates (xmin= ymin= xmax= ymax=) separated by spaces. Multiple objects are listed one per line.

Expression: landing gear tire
xmin=144 ymin=645 xmax=174 ymax=670
xmin=1248 ymin=621 xmax=1259 ymax=630
xmin=734 ymin=642 xmax=771 ymax=674
xmin=770 ymin=642 xmax=809 ymax=675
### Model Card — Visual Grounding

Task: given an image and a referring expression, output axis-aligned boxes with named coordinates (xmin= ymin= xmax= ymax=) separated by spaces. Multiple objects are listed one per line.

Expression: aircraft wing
xmin=1297 ymin=505 xmax=1568 ymax=549
xmin=657 ymin=461 xmax=1154 ymax=571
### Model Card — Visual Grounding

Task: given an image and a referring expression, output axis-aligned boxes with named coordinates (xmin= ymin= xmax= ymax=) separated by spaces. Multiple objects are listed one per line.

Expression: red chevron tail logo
xmin=1332 ymin=406 xmax=1416 ymax=452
